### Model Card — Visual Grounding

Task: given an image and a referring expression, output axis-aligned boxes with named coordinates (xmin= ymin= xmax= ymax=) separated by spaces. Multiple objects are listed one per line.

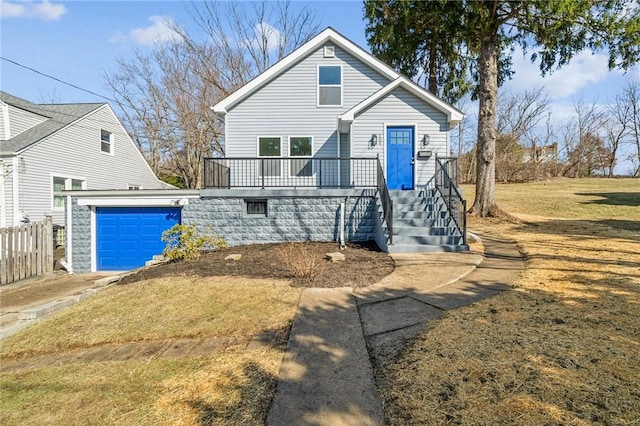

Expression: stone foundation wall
xmin=182 ymin=190 xmax=378 ymax=246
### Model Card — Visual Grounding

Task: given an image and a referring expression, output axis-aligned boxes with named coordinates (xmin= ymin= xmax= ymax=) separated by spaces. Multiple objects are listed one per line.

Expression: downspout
xmin=336 ymin=120 xmax=341 ymax=188
xmin=65 ymin=194 xmax=73 ymax=273
xmin=339 ymin=201 xmax=345 ymax=250
xmin=0 ymin=160 xmax=6 ymax=227
xmin=11 ymin=156 xmax=19 ymax=226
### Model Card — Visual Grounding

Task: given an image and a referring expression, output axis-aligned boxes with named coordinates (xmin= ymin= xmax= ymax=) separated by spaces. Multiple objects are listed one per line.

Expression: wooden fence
xmin=0 ymin=216 xmax=54 ymax=285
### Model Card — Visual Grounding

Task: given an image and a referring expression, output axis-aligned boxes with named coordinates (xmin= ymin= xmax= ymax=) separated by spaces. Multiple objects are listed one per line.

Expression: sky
xmin=1 ymin=0 xmax=638 ymax=173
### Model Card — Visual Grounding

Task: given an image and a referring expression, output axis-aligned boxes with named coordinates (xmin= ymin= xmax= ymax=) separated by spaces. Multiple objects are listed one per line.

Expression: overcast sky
xmin=2 ymin=0 xmax=638 ymax=173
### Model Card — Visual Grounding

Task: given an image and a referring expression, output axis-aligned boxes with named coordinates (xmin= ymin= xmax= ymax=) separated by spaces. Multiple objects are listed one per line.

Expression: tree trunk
xmin=470 ymin=34 xmax=500 ymax=216
xmin=428 ymin=44 xmax=438 ymax=96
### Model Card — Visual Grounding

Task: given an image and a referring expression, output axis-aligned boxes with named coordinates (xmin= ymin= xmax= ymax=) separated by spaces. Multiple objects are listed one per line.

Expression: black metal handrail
xmin=437 ymin=156 xmax=460 ymax=186
xmin=203 ymin=157 xmax=377 ymax=189
xmin=435 ymin=156 xmax=466 ymax=245
xmin=376 ymin=156 xmax=393 ymax=245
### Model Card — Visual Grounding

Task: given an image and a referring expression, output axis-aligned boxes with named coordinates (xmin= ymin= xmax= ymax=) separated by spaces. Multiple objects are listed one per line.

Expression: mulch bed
xmin=119 ymin=241 xmax=395 ymax=288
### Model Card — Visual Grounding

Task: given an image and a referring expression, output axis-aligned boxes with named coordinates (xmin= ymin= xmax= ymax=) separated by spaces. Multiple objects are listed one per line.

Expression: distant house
xmin=523 ymin=142 xmax=558 ymax=163
xmin=0 ymin=91 xmax=168 ymax=227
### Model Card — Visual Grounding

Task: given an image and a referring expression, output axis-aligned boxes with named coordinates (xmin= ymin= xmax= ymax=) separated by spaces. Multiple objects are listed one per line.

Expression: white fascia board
xmin=77 ymin=197 xmax=193 ymax=207
xmin=211 ymin=27 xmax=400 ymax=114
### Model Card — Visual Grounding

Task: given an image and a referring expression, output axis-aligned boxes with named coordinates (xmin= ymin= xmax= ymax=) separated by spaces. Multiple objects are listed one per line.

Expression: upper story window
xmin=101 ymin=129 xmax=113 ymax=154
xmin=318 ymin=65 xmax=342 ymax=106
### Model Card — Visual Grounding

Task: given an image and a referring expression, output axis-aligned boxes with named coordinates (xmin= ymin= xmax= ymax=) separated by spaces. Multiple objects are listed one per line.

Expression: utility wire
xmin=1 ymin=56 xmax=117 ymax=103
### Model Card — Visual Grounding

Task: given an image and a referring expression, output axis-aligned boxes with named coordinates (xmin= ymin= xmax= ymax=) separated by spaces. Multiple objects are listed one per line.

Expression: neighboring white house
xmin=0 ymin=91 xmax=168 ymax=227
xmin=211 ymin=27 xmax=463 ymax=191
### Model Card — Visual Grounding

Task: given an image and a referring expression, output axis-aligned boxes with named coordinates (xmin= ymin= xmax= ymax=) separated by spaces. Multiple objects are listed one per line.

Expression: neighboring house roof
xmin=211 ymin=27 xmax=463 ymax=128
xmin=0 ymin=91 xmax=104 ymax=155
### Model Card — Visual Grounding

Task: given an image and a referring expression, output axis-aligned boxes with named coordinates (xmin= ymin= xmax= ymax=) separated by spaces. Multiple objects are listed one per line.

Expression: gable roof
xmin=0 ymin=91 xmax=105 ymax=155
xmin=211 ymin=27 xmax=463 ymax=128
xmin=212 ymin=27 xmax=401 ymax=115
xmin=339 ymin=77 xmax=464 ymax=131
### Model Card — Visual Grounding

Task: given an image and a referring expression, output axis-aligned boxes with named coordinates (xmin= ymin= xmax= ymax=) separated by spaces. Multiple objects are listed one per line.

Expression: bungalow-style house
xmin=64 ymin=27 xmax=468 ymax=273
xmin=207 ymin=27 xmax=467 ymax=252
xmin=0 ymin=91 xmax=168 ymax=229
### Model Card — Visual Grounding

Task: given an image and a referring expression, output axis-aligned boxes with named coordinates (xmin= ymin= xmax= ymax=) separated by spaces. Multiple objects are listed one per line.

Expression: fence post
xmin=44 ymin=215 xmax=53 ymax=273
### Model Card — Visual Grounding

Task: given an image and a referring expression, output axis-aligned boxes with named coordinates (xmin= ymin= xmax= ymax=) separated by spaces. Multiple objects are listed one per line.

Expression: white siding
xmin=0 ymin=102 xmax=8 ymax=140
xmin=16 ymin=105 xmax=164 ymax=225
xmin=226 ymin=44 xmax=390 ymax=159
xmin=352 ymin=87 xmax=450 ymax=185
xmin=7 ymin=105 xmax=47 ymax=138
xmin=0 ymin=159 xmax=14 ymax=226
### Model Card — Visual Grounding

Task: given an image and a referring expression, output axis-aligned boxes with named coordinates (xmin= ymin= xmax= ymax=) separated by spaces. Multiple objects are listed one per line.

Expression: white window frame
xmin=51 ymin=174 xmax=86 ymax=210
xmin=100 ymin=129 xmax=114 ymax=155
xmin=257 ymin=136 xmax=283 ymax=177
xmin=317 ymin=64 xmax=342 ymax=107
xmin=288 ymin=136 xmax=314 ymax=177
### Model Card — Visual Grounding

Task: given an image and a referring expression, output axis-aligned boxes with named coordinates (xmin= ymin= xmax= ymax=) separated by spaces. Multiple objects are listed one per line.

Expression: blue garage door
xmin=96 ymin=207 xmax=181 ymax=271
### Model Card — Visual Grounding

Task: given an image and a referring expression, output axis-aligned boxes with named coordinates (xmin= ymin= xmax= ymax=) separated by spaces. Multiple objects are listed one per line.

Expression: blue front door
xmin=387 ymin=126 xmax=414 ymax=190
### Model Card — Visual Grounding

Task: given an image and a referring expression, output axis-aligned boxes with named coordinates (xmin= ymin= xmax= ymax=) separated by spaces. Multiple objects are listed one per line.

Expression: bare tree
xmin=105 ymin=1 xmax=320 ymax=188
xmin=602 ymin=92 xmax=632 ymax=177
xmin=560 ymin=99 xmax=608 ymax=177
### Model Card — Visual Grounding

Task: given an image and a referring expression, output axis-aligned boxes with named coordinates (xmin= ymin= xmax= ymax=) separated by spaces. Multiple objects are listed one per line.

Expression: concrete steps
xmin=384 ymin=188 xmax=467 ymax=253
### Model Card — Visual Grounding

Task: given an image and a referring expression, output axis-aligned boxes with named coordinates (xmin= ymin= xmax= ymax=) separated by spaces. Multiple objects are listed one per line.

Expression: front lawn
xmin=378 ymin=178 xmax=640 ymax=424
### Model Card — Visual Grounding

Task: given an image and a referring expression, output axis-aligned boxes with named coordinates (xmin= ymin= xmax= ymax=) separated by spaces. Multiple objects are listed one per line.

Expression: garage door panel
xmin=96 ymin=207 xmax=181 ymax=271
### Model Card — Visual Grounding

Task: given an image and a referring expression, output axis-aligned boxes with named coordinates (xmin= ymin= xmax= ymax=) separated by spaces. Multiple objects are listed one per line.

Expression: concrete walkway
xmin=267 ymin=233 xmax=524 ymax=425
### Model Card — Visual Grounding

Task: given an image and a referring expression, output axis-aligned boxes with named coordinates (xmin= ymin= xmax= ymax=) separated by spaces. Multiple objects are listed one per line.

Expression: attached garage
xmin=96 ymin=206 xmax=181 ymax=270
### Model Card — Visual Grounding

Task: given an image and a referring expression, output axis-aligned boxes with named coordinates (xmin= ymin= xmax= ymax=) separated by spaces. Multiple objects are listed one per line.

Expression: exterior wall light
xmin=371 ymin=134 xmax=378 ymax=147
xmin=421 ymin=134 xmax=430 ymax=148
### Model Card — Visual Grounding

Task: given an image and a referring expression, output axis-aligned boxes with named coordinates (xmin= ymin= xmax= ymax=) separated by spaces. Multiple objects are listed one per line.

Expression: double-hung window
xmin=258 ymin=136 xmax=282 ymax=177
xmin=318 ymin=65 xmax=342 ymax=106
xmin=52 ymin=176 xmax=85 ymax=209
xmin=101 ymin=129 xmax=113 ymax=154
xmin=289 ymin=136 xmax=313 ymax=177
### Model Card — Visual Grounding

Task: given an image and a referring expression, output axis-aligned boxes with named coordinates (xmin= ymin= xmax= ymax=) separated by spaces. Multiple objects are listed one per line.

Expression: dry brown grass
xmin=0 ymin=350 xmax=282 ymax=425
xmin=0 ymin=275 xmax=300 ymax=425
xmin=380 ymin=179 xmax=640 ymax=425
xmin=0 ymin=276 xmax=300 ymax=360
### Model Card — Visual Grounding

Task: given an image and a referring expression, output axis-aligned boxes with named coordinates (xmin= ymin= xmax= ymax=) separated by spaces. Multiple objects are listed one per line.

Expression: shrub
xmin=161 ymin=224 xmax=227 ymax=261
xmin=276 ymin=242 xmax=328 ymax=281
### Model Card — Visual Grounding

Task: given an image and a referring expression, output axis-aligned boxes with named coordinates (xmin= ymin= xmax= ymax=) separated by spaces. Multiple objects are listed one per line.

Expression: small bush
xmin=276 ymin=242 xmax=328 ymax=281
xmin=161 ymin=224 xmax=227 ymax=261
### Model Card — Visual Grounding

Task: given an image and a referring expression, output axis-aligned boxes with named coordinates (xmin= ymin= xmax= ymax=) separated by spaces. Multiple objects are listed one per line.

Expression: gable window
xmin=101 ymin=129 xmax=113 ymax=154
xmin=52 ymin=176 xmax=85 ymax=209
xmin=258 ymin=136 xmax=281 ymax=177
xmin=289 ymin=136 xmax=313 ymax=177
xmin=318 ymin=65 xmax=342 ymax=106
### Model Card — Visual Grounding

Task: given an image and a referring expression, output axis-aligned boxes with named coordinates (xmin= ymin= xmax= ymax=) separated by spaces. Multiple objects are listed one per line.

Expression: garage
xmin=96 ymin=206 xmax=181 ymax=271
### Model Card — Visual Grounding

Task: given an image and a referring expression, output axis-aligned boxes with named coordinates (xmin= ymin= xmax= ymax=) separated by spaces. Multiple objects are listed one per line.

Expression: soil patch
xmin=119 ymin=241 xmax=394 ymax=288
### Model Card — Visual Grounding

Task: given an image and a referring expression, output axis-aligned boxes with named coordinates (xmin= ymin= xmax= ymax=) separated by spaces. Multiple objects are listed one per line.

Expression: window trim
xmin=288 ymin=135 xmax=314 ymax=177
xmin=317 ymin=64 xmax=342 ymax=107
xmin=100 ymin=129 xmax=114 ymax=155
xmin=256 ymin=136 xmax=283 ymax=178
xmin=51 ymin=174 xmax=86 ymax=211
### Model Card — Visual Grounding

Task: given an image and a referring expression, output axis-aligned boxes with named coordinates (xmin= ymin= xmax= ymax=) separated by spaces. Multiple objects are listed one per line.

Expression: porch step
xmin=393 ymin=226 xmax=459 ymax=237
xmin=394 ymin=210 xmax=449 ymax=220
xmin=392 ymin=234 xmax=462 ymax=245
